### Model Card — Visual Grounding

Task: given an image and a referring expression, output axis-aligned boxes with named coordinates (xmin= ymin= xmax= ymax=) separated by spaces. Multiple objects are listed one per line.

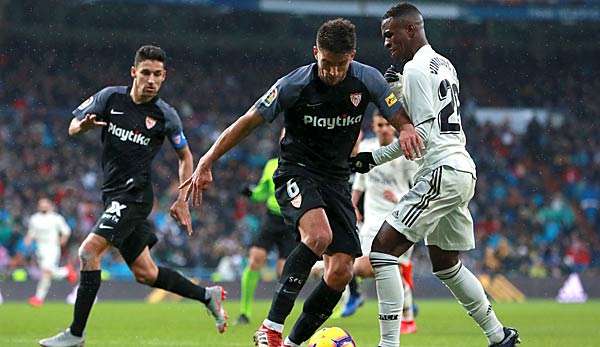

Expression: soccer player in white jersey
xmin=24 ymin=198 xmax=77 ymax=307
xmin=343 ymin=111 xmax=419 ymax=334
xmin=349 ymin=3 xmax=520 ymax=347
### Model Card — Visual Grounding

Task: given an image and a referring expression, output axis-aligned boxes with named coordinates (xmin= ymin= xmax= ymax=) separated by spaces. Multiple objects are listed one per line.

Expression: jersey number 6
xmin=437 ymin=79 xmax=461 ymax=134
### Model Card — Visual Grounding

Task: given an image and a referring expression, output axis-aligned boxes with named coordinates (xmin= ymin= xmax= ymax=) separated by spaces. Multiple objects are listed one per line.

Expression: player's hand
xmin=169 ymin=199 xmax=193 ymax=236
xmin=79 ymin=114 xmax=107 ymax=131
xmin=384 ymin=65 xmax=401 ymax=83
xmin=383 ymin=189 xmax=399 ymax=203
xmin=354 ymin=206 xmax=363 ymax=223
xmin=180 ymin=159 xmax=213 ymax=207
xmin=349 ymin=152 xmax=376 ymax=173
xmin=399 ymin=124 xmax=424 ymax=160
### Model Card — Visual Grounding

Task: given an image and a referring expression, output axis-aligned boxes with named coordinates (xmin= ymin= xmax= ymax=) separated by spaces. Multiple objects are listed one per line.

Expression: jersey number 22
xmin=438 ymin=79 xmax=461 ymax=134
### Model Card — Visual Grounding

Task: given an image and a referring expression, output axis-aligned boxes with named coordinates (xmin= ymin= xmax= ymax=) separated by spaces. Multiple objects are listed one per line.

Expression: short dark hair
xmin=316 ymin=18 xmax=356 ymax=54
xmin=383 ymin=2 xmax=422 ymax=20
xmin=134 ymin=45 xmax=166 ymax=67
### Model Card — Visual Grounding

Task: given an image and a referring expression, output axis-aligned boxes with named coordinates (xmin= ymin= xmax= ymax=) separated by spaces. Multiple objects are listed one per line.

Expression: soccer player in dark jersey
xmin=39 ymin=45 xmax=227 ymax=347
xmin=181 ymin=19 xmax=423 ymax=347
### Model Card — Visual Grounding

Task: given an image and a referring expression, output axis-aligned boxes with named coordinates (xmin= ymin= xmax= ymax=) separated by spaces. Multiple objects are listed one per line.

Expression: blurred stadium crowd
xmin=0 ymin=5 xmax=598 ymax=281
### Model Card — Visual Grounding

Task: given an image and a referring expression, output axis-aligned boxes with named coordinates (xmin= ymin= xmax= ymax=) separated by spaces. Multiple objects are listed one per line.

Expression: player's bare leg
xmin=370 ymin=222 xmax=413 ymax=347
xmin=131 ymin=247 xmax=228 ymax=333
xmin=429 ymin=246 xmax=519 ymax=346
xmin=39 ymin=233 xmax=109 ymax=346
xmin=255 ymin=208 xmax=327 ymax=347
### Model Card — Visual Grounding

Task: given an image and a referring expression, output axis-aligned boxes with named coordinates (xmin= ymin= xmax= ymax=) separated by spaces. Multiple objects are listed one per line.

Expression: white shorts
xmin=36 ymin=247 xmax=60 ymax=271
xmin=359 ymin=224 xmax=413 ymax=264
xmin=385 ymin=166 xmax=476 ymax=251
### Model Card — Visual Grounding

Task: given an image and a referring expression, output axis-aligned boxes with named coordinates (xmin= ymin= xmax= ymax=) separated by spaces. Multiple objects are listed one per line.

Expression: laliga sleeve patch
xmin=385 ymin=92 xmax=398 ymax=107
xmin=261 ymin=86 xmax=278 ymax=107
xmin=77 ymin=96 xmax=94 ymax=110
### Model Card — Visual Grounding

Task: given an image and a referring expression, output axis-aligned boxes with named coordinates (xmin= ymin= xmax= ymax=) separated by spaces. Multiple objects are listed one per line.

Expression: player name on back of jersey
xmin=107 ymin=122 xmax=150 ymax=146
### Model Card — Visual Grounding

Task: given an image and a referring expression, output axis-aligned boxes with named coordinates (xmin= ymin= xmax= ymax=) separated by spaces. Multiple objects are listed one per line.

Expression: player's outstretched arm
xmin=387 ymin=107 xmax=423 ymax=160
xmin=351 ymin=189 xmax=364 ymax=222
xmin=170 ymin=145 xmax=194 ymax=235
xmin=181 ymin=107 xmax=265 ymax=207
xmin=68 ymin=114 xmax=107 ymax=136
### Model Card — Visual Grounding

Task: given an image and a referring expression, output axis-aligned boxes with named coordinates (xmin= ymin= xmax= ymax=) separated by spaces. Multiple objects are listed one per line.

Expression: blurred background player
xmin=342 ymin=111 xmax=419 ymax=335
xmin=23 ymin=198 xmax=77 ymax=307
xmin=350 ymin=3 xmax=519 ymax=346
xmin=39 ymin=45 xmax=227 ymax=347
xmin=237 ymin=152 xmax=297 ymax=325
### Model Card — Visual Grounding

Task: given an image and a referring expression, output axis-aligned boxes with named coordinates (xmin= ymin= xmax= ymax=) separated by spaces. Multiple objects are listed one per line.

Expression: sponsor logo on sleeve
xmin=77 ymin=96 xmax=94 ymax=110
xmin=261 ymin=86 xmax=278 ymax=107
xmin=385 ymin=92 xmax=398 ymax=107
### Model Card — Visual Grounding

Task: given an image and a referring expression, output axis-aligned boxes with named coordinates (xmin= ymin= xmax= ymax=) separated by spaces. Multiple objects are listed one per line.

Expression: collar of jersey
xmin=413 ymin=44 xmax=433 ymax=60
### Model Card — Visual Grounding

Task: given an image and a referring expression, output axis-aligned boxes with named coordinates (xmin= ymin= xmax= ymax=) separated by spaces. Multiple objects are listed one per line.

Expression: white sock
xmin=53 ymin=267 xmax=68 ymax=279
xmin=35 ymin=276 xmax=52 ymax=300
xmin=283 ymin=337 xmax=300 ymax=347
xmin=434 ymin=261 xmax=504 ymax=344
xmin=402 ymin=280 xmax=414 ymax=322
xmin=370 ymin=252 xmax=402 ymax=347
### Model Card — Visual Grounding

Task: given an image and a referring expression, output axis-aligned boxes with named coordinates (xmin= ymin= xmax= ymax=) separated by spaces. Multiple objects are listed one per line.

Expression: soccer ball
xmin=307 ymin=327 xmax=356 ymax=347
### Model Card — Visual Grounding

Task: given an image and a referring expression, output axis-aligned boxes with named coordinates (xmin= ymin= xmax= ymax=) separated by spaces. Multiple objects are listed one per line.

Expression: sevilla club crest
xmin=350 ymin=92 xmax=362 ymax=107
xmin=145 ymin=116 xmax=157 ymax=129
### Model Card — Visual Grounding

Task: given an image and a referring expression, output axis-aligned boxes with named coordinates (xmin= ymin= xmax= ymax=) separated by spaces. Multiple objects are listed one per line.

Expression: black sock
xmin=267 ymin=243 xmax=320 ymax=324
xmin=152 ymin=267 xmax=209 ymax=304
xmin=288 ymin=279 xmax=344 ymax=344
xmin=348 ymin=276 xmax=360 ymax=297
xmin=70 ymin=270 xmax=101 ymax=337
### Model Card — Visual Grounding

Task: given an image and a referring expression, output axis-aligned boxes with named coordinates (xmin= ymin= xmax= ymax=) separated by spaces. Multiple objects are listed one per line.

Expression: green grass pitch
xmin=1 ymin=299 xmax=598 ymax=346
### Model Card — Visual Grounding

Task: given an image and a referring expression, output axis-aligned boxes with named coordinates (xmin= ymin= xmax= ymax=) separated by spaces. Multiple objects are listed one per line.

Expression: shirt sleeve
xmin=402 ymin=67 xmax=436 ymax=125
xmin=164 ymin=106 xmax=189 ymax=150
xmin=72 ymin=87 xmax=115 ymax=120
xmin=359 ymin=65 xmax=403 ymax=120
xmin=58 ymin=215 xmax=71 ymax=237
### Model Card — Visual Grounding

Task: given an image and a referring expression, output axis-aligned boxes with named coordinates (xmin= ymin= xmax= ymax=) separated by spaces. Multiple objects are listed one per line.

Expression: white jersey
xmin=353 ymin=137 xmax=418 ymax=234
xmin=27 ymin=212 xmax=71 ymax=251
xmin=401 ymin=45 xmax=476 ymax=177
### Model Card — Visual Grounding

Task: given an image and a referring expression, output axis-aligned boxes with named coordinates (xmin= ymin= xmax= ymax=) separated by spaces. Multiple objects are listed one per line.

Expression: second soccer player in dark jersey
xmin=39 ymin=46 xmax=227 ymax=347
xmin=182 ymin=19 xmax=423 ymax=347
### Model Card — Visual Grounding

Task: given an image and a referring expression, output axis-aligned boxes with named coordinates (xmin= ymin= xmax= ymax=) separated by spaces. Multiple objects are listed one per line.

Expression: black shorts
xmin=92 ymin=199 xmax=158 ymax=265
xmin=250 ymin=212 xmax=297 ymax=258
xmin=274 ymin=165 xmax=361 ymax=257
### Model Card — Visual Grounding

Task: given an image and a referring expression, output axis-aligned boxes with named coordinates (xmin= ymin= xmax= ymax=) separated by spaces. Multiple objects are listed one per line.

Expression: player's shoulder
xmin=155 ymin=98 xmax=180 ymax=121
xmin=405 ymin=46 xmax=456 ymax=79
xmin=349 ymin=60 xmax=383 ymax=82
xmin=266 ymin=157 xmax=279 ymax=167
xmin=29 ymin=212 xmax=42 ymax=220
xmin=279 ymin=63 xmax=315 ymax=88
xmin=97 ymin=85 xmax=128 ymax=98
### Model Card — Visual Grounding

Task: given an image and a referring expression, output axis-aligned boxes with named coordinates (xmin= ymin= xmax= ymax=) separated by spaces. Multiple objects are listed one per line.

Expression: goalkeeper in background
xmin=237 ymin=155 xmax=297 ymax=325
